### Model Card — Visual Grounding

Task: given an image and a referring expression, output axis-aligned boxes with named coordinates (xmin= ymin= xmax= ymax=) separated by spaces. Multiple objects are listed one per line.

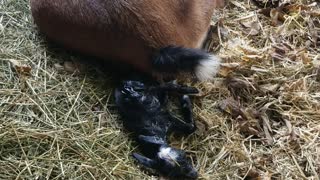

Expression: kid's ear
xmin=132 ymin=153 xmax=156 ymax=168
xmin=138 ymin=135 xmax=166 ymax=145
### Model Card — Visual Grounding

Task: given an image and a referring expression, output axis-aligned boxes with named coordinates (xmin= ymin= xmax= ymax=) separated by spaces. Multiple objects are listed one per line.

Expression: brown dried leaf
xmin=271 ymin=52 xmax=285 ymax=61
xmin=194 ymin=120 xmax=207 ymax=136
xmin=240 ymin=20 xmax=261 ymax=36
xmin=308 ymin=10 xmax=320 ymax=17
xmin=54 ymin=63 xmax=64 ymax=71
xmin=261 ymin=171 xmax=272 ymax=180
xmin=261 ymin=113 xmax=274 ymax=145
xmin=218 ymin=63 xmax=241 ymax=77
xmin=244 ymin=169 xmax=272 ymax=180
xmin=283 ymin=4 xmax=313 ymax=13
xmin=260 ymin=83 xmax=280 ymax=93
xmin=259 ymin=7 xmax=285 ymax=26
xmin=270 ymin=43 xmax=297 ymax=62
xmin=9 ymin=59 xmax=32 ymax=76
xmin=252 ymin=0 xmax=280 ymax=8
xmin=218 ymin=98 xmax=245 ymax=119
xmin=316 ymin=68 xmax=320 ymax=82
xmin=259 ymin=8 xmax=273 ymax=17
xmin=218 ymin=68 xmax=233 ymax=77
xmin=300 ymin=51 xmax=312 ymax=65
xmin=238 ymin=120 xmax=261 ymax=137
xmin=245 ymin=168 xmax=260 ymax=180
xmin=219 ymin=98 xmax=263 ymax=137
xmin=239 ymin=46 xmax=262 ymax=55
xmin=259 ymin=101 xmax=277 ymax=145
xmin=283 ymin=117 xmax=297 ymax=140
xmin=64 ymin=61 xmax=78 ymax=73
xmin=63 ymin=61 xmax=84 ymax=74
xmin=272 ymin=43 xmax=292 ymax=55
xmin=225 ymin=77 xmax=257 ymax=100
xmin=226 ymin=77 xmax=251 ymax=90
xmin=309 ymin=28 xmax=320 ymax=47
xmin=245 ymin=168 xmax=272 ymax=180
xmin=270 ymin=8 xmax=285 ymax=26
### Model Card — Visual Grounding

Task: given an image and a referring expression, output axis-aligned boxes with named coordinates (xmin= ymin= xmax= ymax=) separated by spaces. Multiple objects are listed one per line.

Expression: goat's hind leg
xmin=172 ymin=95 xmax=197 ymax=134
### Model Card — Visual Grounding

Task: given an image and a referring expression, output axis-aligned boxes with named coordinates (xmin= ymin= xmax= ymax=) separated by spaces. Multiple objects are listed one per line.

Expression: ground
xmin=0 ymin=0 xmax=319 ymax=179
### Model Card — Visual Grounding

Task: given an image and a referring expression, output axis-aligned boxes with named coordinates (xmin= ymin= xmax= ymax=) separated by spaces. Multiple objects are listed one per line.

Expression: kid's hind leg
xmin=171 ymin=94 xmax=197 ymax=134
xmin=180 ymin=95 xmax=194 ymax=124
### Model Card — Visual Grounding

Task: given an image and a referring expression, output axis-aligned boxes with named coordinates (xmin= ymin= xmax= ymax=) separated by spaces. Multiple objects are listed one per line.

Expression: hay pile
xmin=0 ymin=0 xmax=319 ymax=179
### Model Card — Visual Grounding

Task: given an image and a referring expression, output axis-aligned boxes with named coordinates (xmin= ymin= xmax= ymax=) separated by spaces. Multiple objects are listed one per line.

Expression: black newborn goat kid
xmin=115 ymin=80 xmax=199 ymax=179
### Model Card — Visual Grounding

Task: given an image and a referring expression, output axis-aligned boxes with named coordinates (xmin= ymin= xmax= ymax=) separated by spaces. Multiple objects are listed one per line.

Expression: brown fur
xmin=30 ymin=0 xmax=225 ymax=73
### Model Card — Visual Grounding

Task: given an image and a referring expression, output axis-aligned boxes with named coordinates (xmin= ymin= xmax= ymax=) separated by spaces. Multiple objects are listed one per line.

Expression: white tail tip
xmin=195 ymin=55 xmax=221 ymax=81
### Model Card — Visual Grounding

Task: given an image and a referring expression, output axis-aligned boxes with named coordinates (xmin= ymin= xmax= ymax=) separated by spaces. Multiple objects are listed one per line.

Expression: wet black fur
xmin=115 ymin=78 xmax=199 ymax=179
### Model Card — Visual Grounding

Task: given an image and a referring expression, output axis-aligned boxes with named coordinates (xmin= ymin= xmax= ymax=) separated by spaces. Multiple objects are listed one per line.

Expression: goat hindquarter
xmin=30 ymin=0 xmax=221 ymax=73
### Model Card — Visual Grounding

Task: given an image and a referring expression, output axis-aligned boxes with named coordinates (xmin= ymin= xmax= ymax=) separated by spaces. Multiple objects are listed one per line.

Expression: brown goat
xmin=30 ymin=0 xmax=225 ymax=81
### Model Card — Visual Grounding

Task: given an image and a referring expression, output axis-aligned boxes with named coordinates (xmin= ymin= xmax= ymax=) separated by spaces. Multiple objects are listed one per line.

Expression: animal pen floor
xmin=0 ymin=0 xmax=319 ymax=179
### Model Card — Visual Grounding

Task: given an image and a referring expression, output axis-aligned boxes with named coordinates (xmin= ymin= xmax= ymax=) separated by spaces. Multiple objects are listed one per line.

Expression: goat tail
xmin=151 ymin=46 xmax=221 ymax=81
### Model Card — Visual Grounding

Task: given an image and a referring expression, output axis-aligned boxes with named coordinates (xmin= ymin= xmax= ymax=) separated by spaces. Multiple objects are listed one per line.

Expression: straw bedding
xmin=0 ymin=0 xmax=319 ymax=179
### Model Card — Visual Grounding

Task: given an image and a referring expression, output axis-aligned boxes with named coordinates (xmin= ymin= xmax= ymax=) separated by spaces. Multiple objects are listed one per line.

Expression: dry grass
xmin=0 ymin=0 xmax=319 ymax=179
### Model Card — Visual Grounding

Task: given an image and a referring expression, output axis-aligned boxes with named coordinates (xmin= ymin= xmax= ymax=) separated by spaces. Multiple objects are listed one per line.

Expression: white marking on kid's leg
xmin=182 ymin=95 xmax=190 ymax=108
xmin=183 ymin=95 xmax=189 ymax=100
xmin=172 ymin=80 xmax=178 ymax=84
xmin=195 ymin=55 xmax=221 ymax=81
